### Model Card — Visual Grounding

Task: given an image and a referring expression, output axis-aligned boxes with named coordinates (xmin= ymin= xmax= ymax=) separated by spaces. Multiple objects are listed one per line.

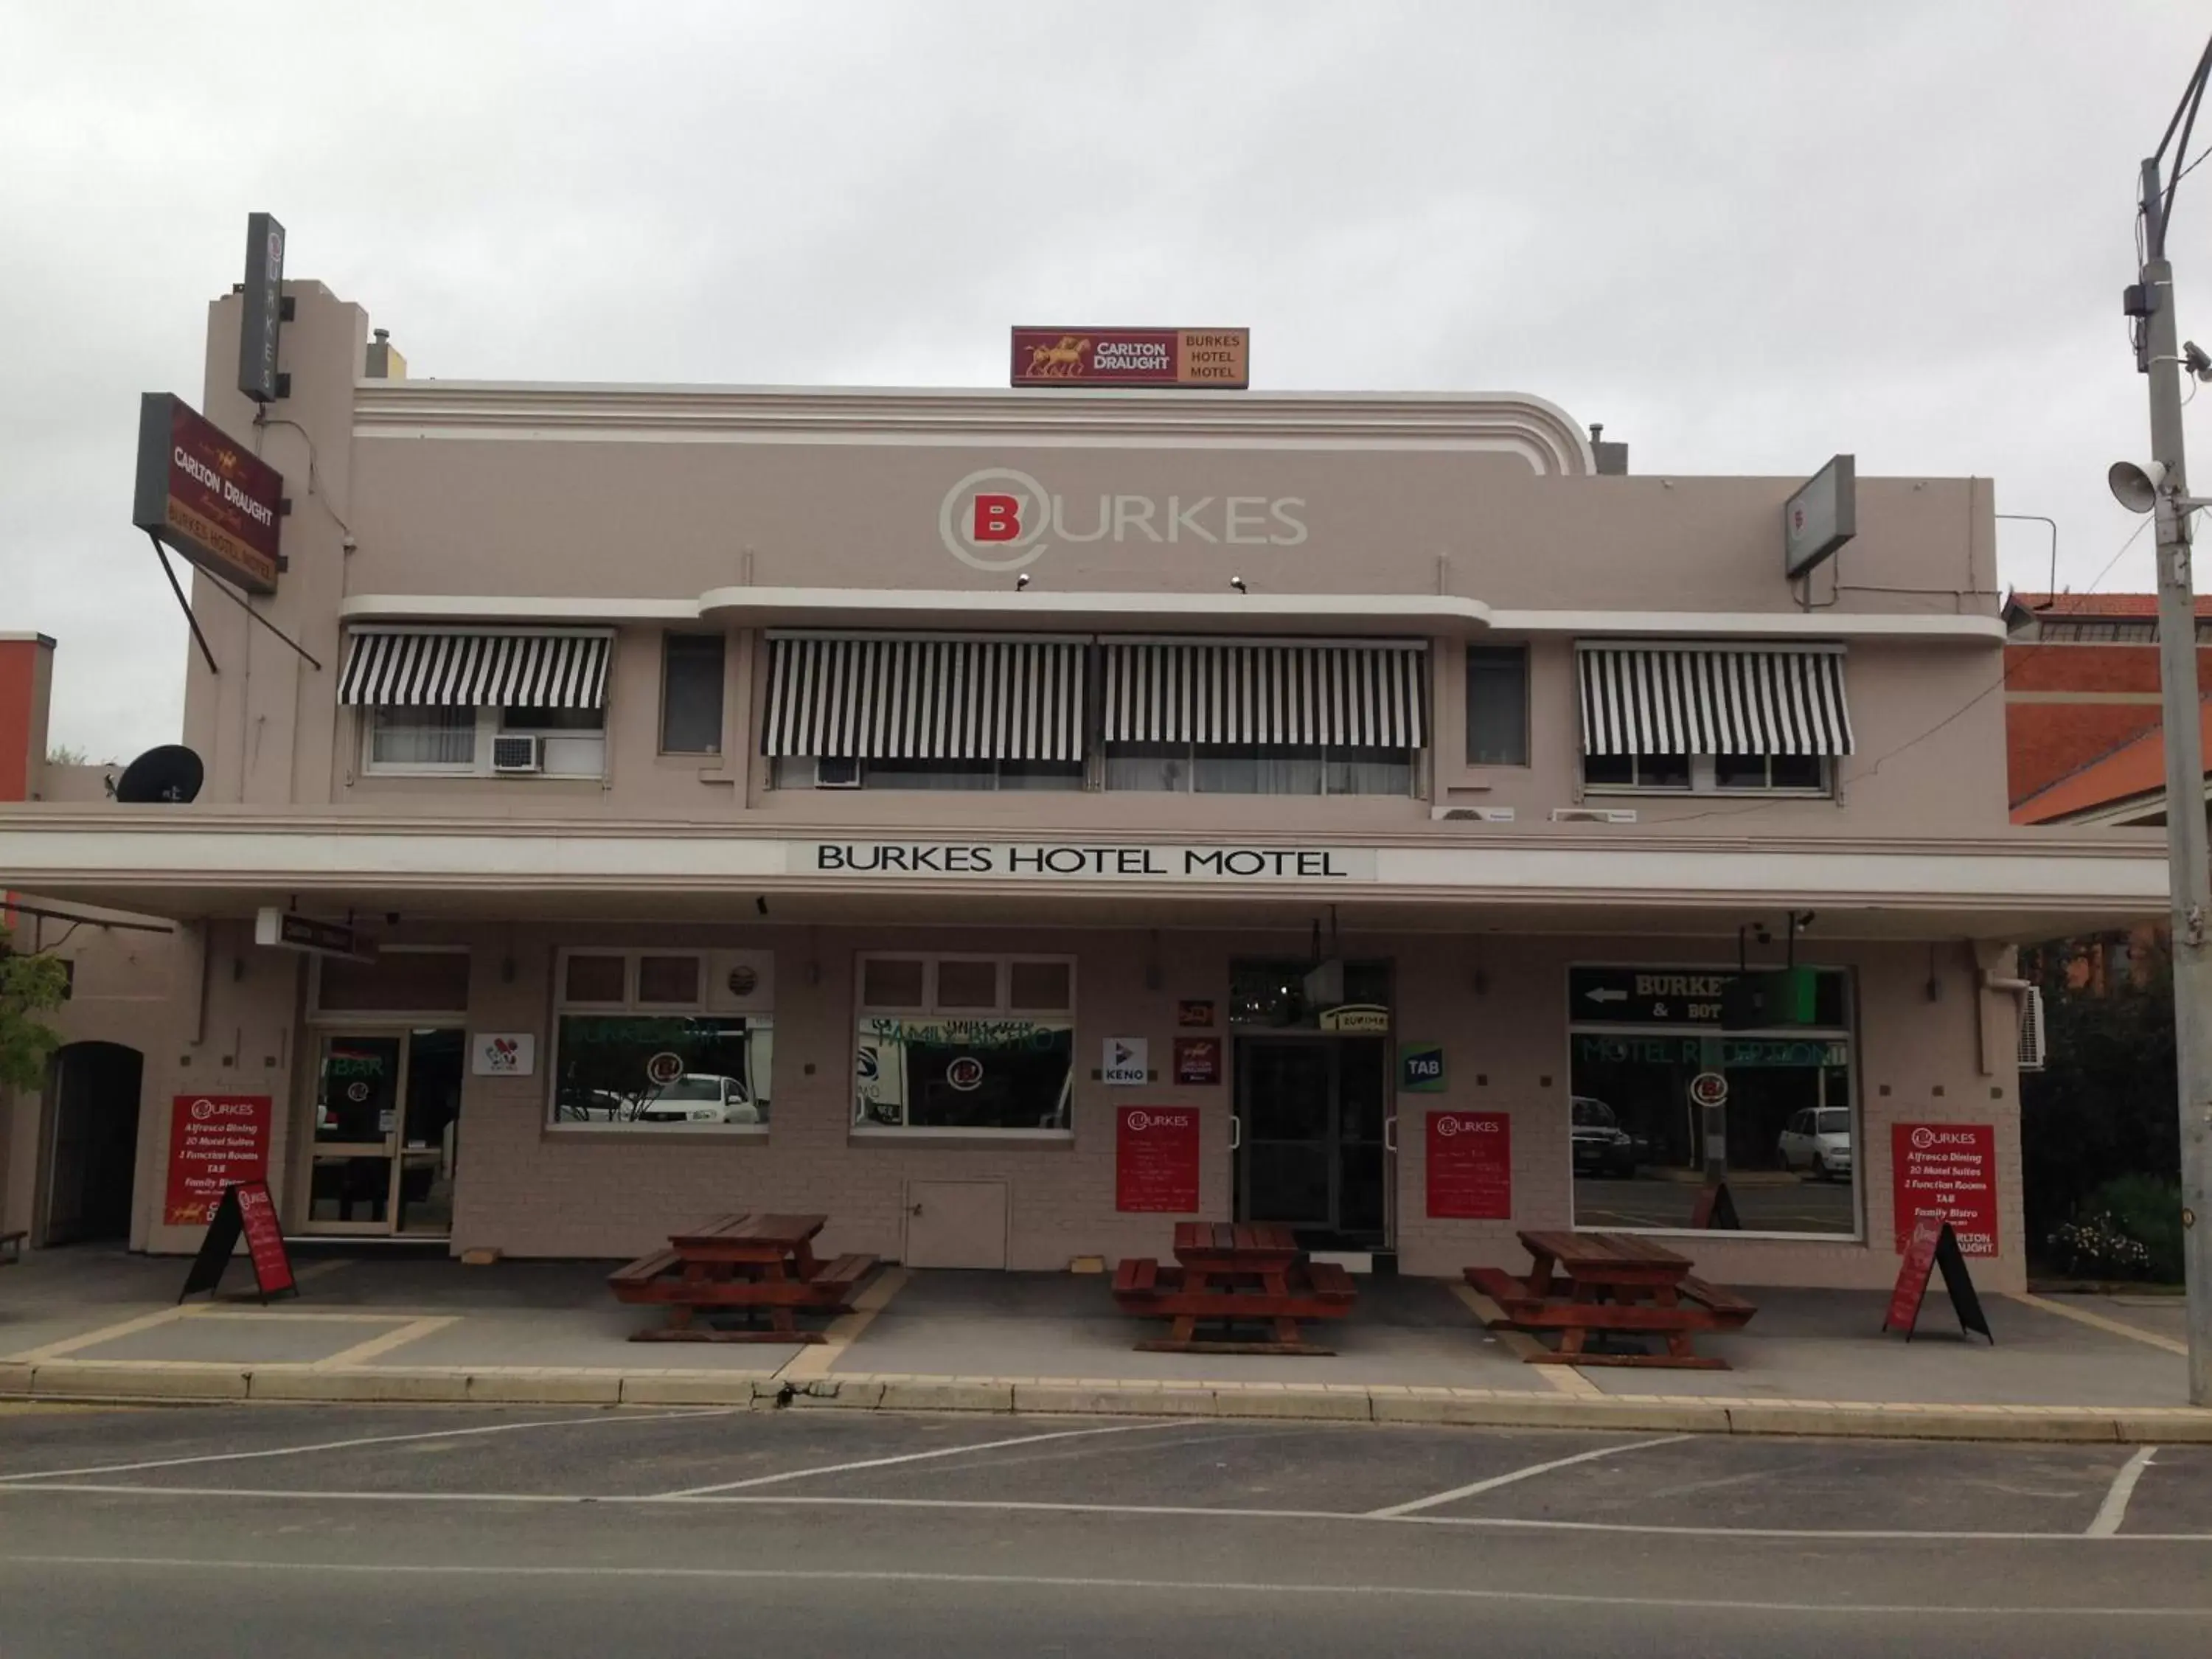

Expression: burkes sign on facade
xmin=131 ymin=393 xmax=283 ymax=594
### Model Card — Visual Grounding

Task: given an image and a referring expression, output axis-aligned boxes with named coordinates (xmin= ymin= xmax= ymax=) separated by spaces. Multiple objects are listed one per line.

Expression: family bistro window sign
xmin=795 ymin=842 xmax=1379 ymax=881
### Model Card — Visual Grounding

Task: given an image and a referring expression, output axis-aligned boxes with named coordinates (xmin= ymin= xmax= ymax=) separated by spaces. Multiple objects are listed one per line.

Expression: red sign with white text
xmin=1011 ymin=327 xmax=1249 ymax=388
xmin=233 ymin=1180 xmax=296 ymax=1295
xmin=1891 ymin=1122 xmax=1998 ymax=1256
xmin=163 ymin=1094 xmax=272 ymax=1225
xmin=1116 ymin=1106 xmax=1202 ymax=1212
xmin=1426 ymin=1110 xmax=1512 ymax=1220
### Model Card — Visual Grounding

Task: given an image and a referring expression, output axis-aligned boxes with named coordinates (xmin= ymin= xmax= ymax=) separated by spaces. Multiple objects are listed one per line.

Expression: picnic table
xmin=1111 ymin=1222 xmax=1357 ymax=1355
xmin=1464 ymin=1229 xmax=1756 ymax=1370
xmin=608 ymin=1212 xmax=876 ymax=1343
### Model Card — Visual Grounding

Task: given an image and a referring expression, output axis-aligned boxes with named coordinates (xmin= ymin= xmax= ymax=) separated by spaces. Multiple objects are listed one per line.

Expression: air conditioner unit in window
xmin=490 ymin=734 xmax=543 ymax=774
xmin=1551 ymin=807 xmax=1638 ymax=824
xmin=814 ymin=756 xmax=861 ymax=789
xmin=2017 ymin=984 xmax=2047 ymax=1072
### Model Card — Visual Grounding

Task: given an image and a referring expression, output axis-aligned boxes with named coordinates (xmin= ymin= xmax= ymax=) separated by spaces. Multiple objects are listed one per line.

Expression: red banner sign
xmin=1011 ymin=327 xmax=1249 ymax=389
xmin=163 ymin=1093 xmax=273 ymax=1225
xmin=1116 ymin=1106 xmax=1202 ymax=1212
xmin=1886 ymin=1219 xmax=1944 ymax=1333
xmin=1891 ymin=1121 xmax=1998 ymax=1256
xmin=132 ymin=393 xmax=284 ymax=593
xmin=234 ymin=1179 xmax=296 ymax=1295
xmin=1426 ymin=1110 xmax=1512 ymax=1220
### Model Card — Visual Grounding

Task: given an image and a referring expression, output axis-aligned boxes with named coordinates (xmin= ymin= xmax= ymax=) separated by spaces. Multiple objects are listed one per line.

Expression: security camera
xmin=2187 ymin=340 xmax=2212 ymax=380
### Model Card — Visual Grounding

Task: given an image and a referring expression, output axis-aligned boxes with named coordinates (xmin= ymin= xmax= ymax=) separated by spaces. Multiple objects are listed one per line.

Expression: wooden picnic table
xmin=608 ymin=1212 xmax=876 ymax=1343
xmin=1111 ymin=1221 xmax=1357 ymax=1355
xmin=1463 ymin=1229 xmax=1755 ymax=1370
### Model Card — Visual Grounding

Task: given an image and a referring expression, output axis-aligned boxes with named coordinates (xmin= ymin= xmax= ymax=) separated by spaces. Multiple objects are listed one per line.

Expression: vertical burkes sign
xmin=237 ymin=211 xmax=286 ymax=403
xmin=132 ymin=393 xmax=284 ymax=593
xmin=1012 ymin=327 xmax=1249 ymax=389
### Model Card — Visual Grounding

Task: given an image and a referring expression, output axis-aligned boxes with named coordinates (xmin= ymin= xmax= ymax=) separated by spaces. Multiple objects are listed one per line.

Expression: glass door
xmin=1234 ymin=1035 xmax=1391 ymax=1248
xmin=308 ymin=1029 xmax=465 ymax=1236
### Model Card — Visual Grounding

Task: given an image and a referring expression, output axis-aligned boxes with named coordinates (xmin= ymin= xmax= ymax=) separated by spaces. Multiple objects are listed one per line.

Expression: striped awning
xmin=338 ymin=630 xmax=612 ymax=709
xmin=762 ymin=635 xmax=1085 ymax=759
xmin=1578 ymin=644 xmax=1854 ymax=757
xmin=1102 ymin=641 xmax=1427 ymax=748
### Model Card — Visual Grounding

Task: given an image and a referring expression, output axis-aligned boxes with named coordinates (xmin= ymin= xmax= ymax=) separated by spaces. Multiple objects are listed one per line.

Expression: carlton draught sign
xmin=132 ymin=393 xmax=283 ymax=593
xmin=1012 ymin=327 xmax=1248 ymax=389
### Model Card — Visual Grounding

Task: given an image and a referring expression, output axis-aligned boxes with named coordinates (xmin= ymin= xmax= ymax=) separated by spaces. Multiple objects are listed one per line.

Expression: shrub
xmin=2080 ymin=1174 xmax=2185 ymax=1282
xmin=2045 ymin=1212 xmax=2152 ymax=1280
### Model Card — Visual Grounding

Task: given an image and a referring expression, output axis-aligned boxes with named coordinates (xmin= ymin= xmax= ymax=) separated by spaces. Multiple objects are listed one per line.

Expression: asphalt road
xmin=1 ymin=1402 xmax=2208 ymax=1657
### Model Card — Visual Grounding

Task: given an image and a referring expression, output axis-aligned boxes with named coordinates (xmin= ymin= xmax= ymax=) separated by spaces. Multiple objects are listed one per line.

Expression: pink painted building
xmin=0 ymin=274 xmax=2171 ymax=1290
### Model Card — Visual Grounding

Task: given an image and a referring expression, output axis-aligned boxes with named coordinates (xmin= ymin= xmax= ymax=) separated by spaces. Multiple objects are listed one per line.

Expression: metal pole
xmin=2137 ymin=156 xmax=2212 ymax=1405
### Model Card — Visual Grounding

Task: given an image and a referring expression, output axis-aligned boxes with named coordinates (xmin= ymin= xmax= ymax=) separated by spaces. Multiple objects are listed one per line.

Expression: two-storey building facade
xmin=0 ymin=277 xmax=2169 ymax=1290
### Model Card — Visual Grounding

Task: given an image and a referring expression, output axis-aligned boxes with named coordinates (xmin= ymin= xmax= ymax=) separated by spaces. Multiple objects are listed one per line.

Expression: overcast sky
xmin=4 ymin=0 xmax=2208 ymax=759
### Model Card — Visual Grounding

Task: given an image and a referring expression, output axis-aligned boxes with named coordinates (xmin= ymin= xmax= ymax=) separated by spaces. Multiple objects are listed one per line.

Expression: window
xmin=854 ymin=953 xmax=1076 ymax=1133
xmin=1464 ymin=645 xmax=1529 ymax=766
xmin=660 ymin=633 xmax=726 ymax=754
xmin=1103 ymin=742 xmax=1412 ymax=796
xmin=363 ymin=706 xmax=606 ymax=779
xmin=771 ymin=756 xmax=1084 ymax=790
xmin=1586 ymin=754 xmax=1826 ymax=795
xmin=549 ymin=948 xmax=774 ymax=1131
xmin=1567 ymin=964 xmax=1856 ymax=1237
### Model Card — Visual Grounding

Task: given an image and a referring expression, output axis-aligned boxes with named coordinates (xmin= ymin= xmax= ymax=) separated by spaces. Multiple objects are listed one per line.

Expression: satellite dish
xmin=114 ymin=745 xmax=204 ymax=804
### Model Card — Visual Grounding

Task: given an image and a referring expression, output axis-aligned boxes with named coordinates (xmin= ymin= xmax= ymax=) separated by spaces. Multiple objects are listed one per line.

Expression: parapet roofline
xmin=352 ymin=382 xmax=1597 ymax=473
xmin=335 ymin=590 xmax=2008 ymax=644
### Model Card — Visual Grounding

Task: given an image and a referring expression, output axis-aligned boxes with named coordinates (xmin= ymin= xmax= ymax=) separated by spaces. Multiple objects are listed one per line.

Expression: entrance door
xmin=41 ymin=1041 xmax=145 ymax=1245
xmin=1234 ymin=1036 xmax=1390 ymax=1248
xmin=308 ymin=1029 xmax=464 ymax=1235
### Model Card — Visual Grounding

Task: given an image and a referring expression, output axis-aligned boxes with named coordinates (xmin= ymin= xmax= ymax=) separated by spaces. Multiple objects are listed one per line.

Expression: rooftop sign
xmin=1784 ymin=453 xmax=1856 ymax=579
xmin=1012 ymin=327 xmax=1248 ymax=389
xmin=237 ymin=212 xmax=286 ymax=404
xmin=132 ymin=394 xmax=284 ymax=594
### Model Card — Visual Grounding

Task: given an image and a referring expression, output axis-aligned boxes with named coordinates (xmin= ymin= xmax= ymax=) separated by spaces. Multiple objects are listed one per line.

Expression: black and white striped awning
xmin=338 ymin=629 xmax=612 ymax=709
xmin=762 ymin=635 xmax=1085 ymax=759
xmin=1102 ymin=641 xmax=1427 ymax=748
xmin=1577 ymin=644 xmax=1854 ymax=757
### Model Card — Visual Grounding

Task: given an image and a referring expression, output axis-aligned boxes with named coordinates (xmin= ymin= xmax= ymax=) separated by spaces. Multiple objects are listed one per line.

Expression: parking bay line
xmin=774 ymin=1265 xmax=908 ymax=1385
xmin=6 ymin=1553 xmax=2211 ymax=1618
xmin=2087 ymin=1445 xmax=2158 ymax=1537
xmin=0 ymin=1408 xmax=740 ymax=1483
xmin=2009 ymin=1292 xmax=2189 ymax=1357
xmin=655 ymin=1417 xmax=1207 ymax=1498
xmin=7 ymin=1482 xmax=2209 ymax=1543
xmin=1365 ymin=1433 xmax=1691 ymax=1517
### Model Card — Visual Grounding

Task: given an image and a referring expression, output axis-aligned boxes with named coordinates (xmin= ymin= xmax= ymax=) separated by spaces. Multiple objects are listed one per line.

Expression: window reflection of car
xmin=633 ymin=1073 xmax=757 ymax=1125
xmin=1778 ymin=1107 xmax=1851 ymax=1180
xmin=1570 ymin=1095 xmax=1640 ymax=1177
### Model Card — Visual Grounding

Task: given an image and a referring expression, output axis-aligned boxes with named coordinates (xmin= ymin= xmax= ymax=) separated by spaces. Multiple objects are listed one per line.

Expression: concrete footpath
xmin=1 ymin=1246 xmax=2205 ymax=1444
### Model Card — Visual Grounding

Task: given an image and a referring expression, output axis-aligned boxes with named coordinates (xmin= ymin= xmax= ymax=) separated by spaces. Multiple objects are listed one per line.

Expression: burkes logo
xmin=189 ymin=1097 xmax=257 ymax=1121
xmin=940 ymin=467 xmax=1307 ymax=572
xmin=1123 ymin=1110 xmax=1191 ymax=1133
xmin=1910 ymin=1127 xmax=1978 ymax=1151
xmin=1435 ymin=1114 xmax=1500 ymax=1138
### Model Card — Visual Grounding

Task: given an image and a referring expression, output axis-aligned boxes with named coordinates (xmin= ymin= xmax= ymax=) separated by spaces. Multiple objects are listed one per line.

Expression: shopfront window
xmin=1567 ymin=965 xmax=1857 ymax=1236
xmin=549 ymin=948 xmax=773 ymax=1130
xmin=853 ymin=953 xmax=1075 ymax=1133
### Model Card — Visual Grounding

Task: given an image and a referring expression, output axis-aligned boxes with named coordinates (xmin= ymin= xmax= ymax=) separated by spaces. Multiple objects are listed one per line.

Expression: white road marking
xmin=2086 ymin=1445 xmax=2158 ymax=1537
xmin=3 ymin=1554 xmax=2208 ymax=1617
xmin=0 ymin=1408 xmax=737 ymax=1483
xmin=656 ymin=1418 xmax=1205 ymax=1498
xmin=1365 ymin=1433 xmax=1691 ymax=1517
xmin=4 ymin=1482 xmax=2205 ymax=1542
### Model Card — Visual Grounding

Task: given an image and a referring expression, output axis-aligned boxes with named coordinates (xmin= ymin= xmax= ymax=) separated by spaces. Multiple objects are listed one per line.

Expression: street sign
xmin=253 ymin=905 xmax=372 ymax=961
xmin=1569 ymin=967 xmax=1736 ymax=1026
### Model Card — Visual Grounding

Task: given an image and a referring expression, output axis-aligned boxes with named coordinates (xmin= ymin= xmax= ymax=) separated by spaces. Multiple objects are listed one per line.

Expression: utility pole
xmin=2133 ymin=151 xmax=2212 ymax=1407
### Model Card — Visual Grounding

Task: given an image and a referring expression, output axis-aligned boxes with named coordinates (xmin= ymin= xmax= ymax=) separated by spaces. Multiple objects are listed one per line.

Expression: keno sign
xmin=940 ymin=467 xmax=1307 ymax=572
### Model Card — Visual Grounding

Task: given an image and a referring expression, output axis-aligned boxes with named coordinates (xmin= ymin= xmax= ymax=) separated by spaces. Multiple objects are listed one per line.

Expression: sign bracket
xmin=187 ymin=552 xmax=324 ymax=671
xmin=147 ymin=531 xmax=220 ymax=675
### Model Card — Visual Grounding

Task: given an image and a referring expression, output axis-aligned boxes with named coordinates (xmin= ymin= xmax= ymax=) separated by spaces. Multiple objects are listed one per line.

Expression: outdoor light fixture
xmin=1229 ymin=575 xmax=1248 ymax=593
xmin=1015 ymin=573 xmax=1029 ymax=590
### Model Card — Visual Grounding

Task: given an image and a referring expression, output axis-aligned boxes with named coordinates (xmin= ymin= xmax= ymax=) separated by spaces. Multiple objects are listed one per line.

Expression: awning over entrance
xmin=1577 ymin=643 xmax=1855 ymax=757
xmin=761 ymin=634 xmax=1086 ymax=759
xmin=337 ymin=627 xmax=613 ymax=709
xmin=1101 ymin=640 xmax=1427 ymax=747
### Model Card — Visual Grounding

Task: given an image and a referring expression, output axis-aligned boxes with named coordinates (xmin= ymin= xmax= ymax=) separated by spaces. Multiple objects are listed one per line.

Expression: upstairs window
xmin=1577 ymin=644 xmax=1850 ymax=798
xmin=342 ymin=628 xmax=612 ymax=780
xmin=1464 ymin=644 xmax=1529 ymax=766
xmin=659 ymin=633 xmax=726 ymax=755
